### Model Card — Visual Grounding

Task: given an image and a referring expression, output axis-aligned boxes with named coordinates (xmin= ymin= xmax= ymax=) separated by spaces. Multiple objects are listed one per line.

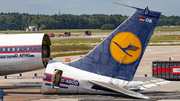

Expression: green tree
xmin=101 ymin=24 xmax=115 ymax=30
xmin=40 ymin=24 xmax=47 ymax=29
xmin=7 ymin=17 xmax=20 ymax=30
xmin=0 ymin=16 xmax=7 ymax=30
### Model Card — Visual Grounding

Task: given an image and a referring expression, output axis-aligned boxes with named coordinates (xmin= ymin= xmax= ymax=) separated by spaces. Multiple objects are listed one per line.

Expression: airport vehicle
xmin=64 ymin=32 xmax=71 ymax=36
xmin=48 ymin=33 xmax=55 ymax=37
xmin=57 ymin=34 xmax=63 ymax=37
xmin=0 ymin=33 xmax=51 ymax=75
xmin=152 ymin=61 xmax=180 ymax=80
xmin=57 ymin=32 xmax=71 ymax=37
xmin=41 ymin=3 xmax=161 ymax=99
xmin=85 ymin=31 xmax=91 ymax=36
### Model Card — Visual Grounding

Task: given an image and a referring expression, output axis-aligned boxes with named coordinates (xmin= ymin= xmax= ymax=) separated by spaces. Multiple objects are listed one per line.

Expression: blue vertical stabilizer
xmin=66 ymin=7 xmax=161 ymax=81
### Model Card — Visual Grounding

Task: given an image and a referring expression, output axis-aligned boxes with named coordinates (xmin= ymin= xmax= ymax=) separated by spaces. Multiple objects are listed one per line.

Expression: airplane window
xmin=3 ymin=48 xmax=5 ymax=51
xmin=12 ymin=48 xmax=15 ymax=51
xmin=8 ymin=48 xmax=10 ymax=51
xmin=17 ymin=48 xmax=20 ymax=51
xmin=22 ymin=47 xmax=25 ymax=51
xmin=37 ymin=47 xmax=39 ymax=51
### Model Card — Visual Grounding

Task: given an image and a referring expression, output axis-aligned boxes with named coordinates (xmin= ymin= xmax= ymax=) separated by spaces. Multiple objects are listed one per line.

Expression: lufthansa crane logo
xmin=110 ymin=32 xmax=142 ymax=64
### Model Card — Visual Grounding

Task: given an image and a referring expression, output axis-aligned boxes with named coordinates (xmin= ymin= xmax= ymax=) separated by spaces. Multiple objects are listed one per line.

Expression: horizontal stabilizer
xmin=89 ymin=80 xmax=149 ymax=99
xmin=133 ymin=77 xmax=171 ymax=91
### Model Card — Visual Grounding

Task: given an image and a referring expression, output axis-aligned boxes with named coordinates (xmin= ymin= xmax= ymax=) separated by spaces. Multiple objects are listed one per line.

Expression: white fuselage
xmin=0 ymin=47 xmax=43 ymax=75
xmin=41 ymin=61 xmax=140 ymax=94
xmin=0 ymin=34 xmax=51 ymax=75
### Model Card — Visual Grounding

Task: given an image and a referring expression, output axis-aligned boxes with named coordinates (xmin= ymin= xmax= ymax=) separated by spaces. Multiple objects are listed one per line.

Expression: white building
xmin=26 ymin=26 xmax=41 ymax=31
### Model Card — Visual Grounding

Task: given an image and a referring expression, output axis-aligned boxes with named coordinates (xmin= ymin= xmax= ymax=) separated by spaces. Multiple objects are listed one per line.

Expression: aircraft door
xmin=52 ymin=69 xmax=63 ymax=88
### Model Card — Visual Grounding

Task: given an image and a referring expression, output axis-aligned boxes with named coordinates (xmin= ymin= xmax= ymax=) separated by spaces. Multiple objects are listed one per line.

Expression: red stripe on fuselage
xmin=61 ymin=76 xmax=74 ymax=80
xmin=43 ymin=73 xmax=53 ymax=82
xmin=44 ymin=73 xmax=53 ymax=76
xmin=43 ymin=79 xmax=52 ymax=82
xmin=60 ymin=82 xmax=70 ymax=85
xmin=43 ymin=73 xmax=75 ymax=85
xmin=0 ymin=51 xmax=41 ymax=54
xmin=0 ymin=45 xmax=41 ymax=47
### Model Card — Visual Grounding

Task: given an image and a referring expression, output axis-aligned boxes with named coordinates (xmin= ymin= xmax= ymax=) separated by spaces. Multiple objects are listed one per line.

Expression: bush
xmin=100 ymin=24 xmax=115 ymax=30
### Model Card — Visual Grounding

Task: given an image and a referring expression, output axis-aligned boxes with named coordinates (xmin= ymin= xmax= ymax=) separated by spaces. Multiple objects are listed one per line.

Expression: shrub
xmin=100 ymin=24 xmax=115 ymax=30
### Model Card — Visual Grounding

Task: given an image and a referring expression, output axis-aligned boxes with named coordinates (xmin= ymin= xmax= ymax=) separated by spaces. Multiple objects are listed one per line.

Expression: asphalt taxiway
xmin=1 ymin=46 xmax=180 ymax=101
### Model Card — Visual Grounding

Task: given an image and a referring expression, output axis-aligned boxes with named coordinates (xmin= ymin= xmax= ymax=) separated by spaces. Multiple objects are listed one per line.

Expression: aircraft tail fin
xmin=66 ymin=5 xmax=161 ymax=81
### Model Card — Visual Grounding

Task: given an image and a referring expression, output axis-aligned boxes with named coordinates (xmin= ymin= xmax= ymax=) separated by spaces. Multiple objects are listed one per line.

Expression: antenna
xmin=59 ymin=10 xmax=61 ymax=15
xmin=113 ymin=2 xmax=137 ymax=9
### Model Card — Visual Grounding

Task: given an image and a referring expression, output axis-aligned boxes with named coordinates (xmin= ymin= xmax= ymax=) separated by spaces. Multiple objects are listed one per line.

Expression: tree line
xmin=0 ymin=12 xmax=179 ymax=31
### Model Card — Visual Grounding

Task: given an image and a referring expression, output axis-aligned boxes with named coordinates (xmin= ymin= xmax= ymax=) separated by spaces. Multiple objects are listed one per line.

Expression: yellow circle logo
xmin=110 ymin=32 xmax=142 ymax=64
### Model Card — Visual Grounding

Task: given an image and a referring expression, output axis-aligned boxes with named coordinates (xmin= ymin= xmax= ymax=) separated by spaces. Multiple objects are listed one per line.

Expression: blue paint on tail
xmin=66 ymin=7 xmax=161 ymax=81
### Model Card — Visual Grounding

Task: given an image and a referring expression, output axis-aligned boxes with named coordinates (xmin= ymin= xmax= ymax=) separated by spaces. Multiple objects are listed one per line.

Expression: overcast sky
xmin=0 ymin=0 xmax=179 ymax=16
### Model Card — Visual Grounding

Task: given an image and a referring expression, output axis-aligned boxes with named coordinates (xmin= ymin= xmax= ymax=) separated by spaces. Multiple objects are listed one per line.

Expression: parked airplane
xmin=41 ymin=4 xmax=161 ymax=99
xmin=0 ymin=33 xmax=51 ymax=75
